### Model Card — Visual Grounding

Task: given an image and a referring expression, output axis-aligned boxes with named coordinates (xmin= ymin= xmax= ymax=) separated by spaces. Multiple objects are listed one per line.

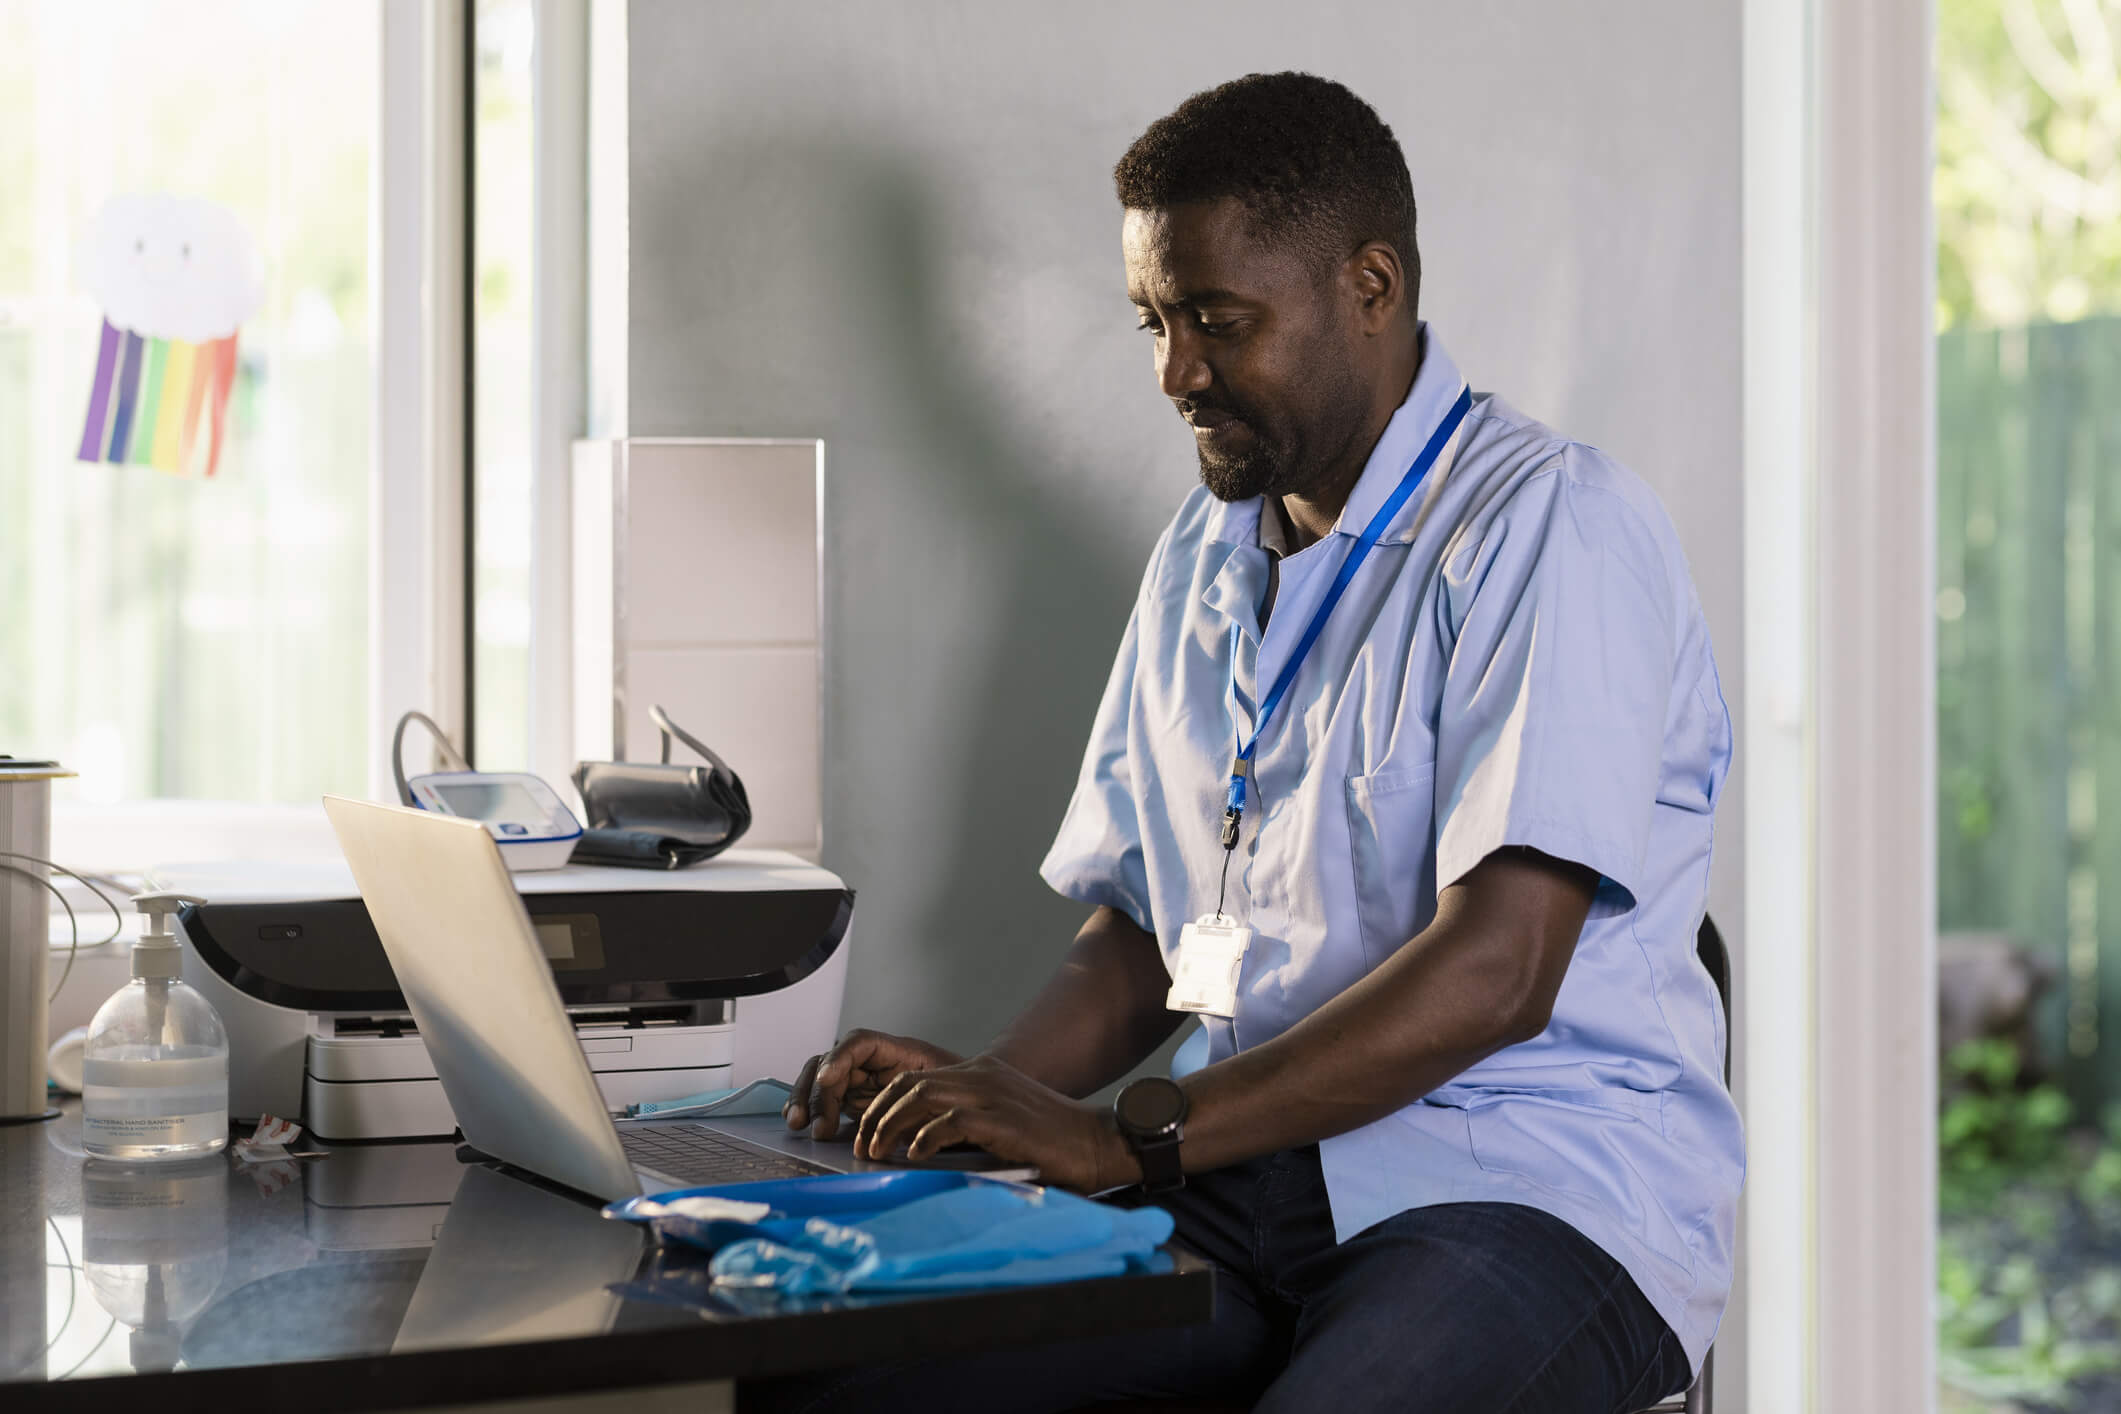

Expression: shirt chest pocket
xmin=1344 ymin=764 xmax=1439 ymax=970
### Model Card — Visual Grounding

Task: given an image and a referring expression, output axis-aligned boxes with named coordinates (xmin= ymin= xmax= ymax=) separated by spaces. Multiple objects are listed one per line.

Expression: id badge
xmin=1166 ymin=913 xmax=1253 ymax=1017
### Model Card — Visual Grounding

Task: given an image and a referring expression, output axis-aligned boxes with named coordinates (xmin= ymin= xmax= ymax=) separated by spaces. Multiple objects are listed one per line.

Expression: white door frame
xmin=1743 ymin=0 xmax=1938 ymax=1407
xmin=1811 ymin=0 xmax=1938 ymax=1403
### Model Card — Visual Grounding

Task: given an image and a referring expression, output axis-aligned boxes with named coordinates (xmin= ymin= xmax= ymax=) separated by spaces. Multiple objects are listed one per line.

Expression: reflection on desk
xmin=393 ymin=1163 xmax=641 ymax=1351
xmin=4 ymin=1102 xmax=1212 ymax=1411
xmin=81 ymin=1157 xmax=228 ymax=1373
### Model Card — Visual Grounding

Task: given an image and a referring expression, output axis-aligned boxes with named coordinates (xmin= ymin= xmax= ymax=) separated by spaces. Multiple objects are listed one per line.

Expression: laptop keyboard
xmin=617 ymin=1121 xmax=831 ymax=1184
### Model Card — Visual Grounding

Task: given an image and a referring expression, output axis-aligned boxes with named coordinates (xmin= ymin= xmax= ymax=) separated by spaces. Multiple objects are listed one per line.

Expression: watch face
xmin=1118 ymin=1078 xmax=1186 ymax=1134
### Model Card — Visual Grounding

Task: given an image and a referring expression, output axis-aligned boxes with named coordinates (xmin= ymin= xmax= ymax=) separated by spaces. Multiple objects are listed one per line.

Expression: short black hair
xmin=1114 ymin=72 xmax=1419 ymax=307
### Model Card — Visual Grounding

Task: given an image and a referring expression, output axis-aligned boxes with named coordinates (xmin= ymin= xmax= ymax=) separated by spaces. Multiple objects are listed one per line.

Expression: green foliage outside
xmin=1938 ymin=0 xmax=2121 ymax=330
xmin=1937 ymin=3 xmax=2121 ymax=1408
xmin=1940 ymin=1042 xmax=2121 ymax=1409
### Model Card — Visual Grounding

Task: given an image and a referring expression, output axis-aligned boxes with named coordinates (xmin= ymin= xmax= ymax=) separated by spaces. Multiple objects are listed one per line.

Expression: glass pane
xmin=472 ymin=0 xmax=535 ymax=771
xmin=0 ymin=0 xmax=377 ymax=803
xmin=1937 ymin=1 xmax=2121 ymax=1407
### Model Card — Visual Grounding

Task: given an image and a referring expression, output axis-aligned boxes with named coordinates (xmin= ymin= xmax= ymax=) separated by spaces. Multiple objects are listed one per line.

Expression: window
xmin=473 ymin=0 xmax=536 ymax=771
xmin=1935 ymin=1 xmax=2121 ymax=1406
xmin=0 ymin=1 xmax=379 ymax=805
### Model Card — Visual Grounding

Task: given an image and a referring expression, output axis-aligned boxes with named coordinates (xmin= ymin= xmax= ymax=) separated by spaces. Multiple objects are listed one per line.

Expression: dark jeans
xmin=741 ymin=1146 xmax=1692 ymax=1414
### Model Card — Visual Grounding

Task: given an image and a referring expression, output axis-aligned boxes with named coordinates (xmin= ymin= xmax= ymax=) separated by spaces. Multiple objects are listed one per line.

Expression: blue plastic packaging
xmin=604 ymin=1171 xmax=1173 ymax=1295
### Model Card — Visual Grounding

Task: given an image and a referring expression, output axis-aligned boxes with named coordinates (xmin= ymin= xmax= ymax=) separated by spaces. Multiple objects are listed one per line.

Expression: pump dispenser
xmin=82 ymin=894 xmax=229 ymax=1161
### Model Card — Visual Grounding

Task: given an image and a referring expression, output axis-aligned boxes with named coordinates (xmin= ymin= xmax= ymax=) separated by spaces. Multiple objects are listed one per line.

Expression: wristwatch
xmin=1113 ymin=1076 xmax=1189 ymax=1194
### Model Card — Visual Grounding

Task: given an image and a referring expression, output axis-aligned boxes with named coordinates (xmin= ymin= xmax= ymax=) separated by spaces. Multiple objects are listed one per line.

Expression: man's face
xmin=1124 ymin=199 xmax=1370 ymax=503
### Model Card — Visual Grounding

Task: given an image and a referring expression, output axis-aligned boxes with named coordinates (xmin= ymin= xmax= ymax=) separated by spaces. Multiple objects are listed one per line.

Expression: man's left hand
xmin=854 ymin=1055 xmax=1140 ymax=1194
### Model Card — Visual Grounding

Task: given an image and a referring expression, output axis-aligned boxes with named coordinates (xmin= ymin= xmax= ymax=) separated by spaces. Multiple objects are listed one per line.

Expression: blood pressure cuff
xmin=571 ymin=706 xmax=752 ymax=870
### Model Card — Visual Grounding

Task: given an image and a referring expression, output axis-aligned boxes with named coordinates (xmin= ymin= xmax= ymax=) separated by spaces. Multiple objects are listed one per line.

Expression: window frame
xmin=49 ymin=0 xmax=472 ymax=870
xmin=372 ymin=0 xmax=471 ymax=801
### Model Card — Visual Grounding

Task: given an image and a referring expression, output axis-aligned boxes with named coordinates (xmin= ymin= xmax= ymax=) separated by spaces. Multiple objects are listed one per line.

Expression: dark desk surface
xmin=1 ymin=1104 xmax=1212 ymax=1412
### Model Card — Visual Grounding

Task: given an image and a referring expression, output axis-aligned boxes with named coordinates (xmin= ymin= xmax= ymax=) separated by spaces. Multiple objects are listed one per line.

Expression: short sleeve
xmin=1433 ymin=464 xmax=1677 ymax=915
xmin=1038 ymin=529 xmax=1168 ymax=935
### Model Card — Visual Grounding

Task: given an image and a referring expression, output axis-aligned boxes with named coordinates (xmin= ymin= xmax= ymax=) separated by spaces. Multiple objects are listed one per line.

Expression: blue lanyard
xmin=1221 ymin=386 xmax=1473 ymax=850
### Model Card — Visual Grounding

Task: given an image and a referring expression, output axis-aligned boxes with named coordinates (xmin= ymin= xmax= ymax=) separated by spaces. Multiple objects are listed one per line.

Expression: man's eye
xmin=1136 ymin=321 xmax=1163 ymax=336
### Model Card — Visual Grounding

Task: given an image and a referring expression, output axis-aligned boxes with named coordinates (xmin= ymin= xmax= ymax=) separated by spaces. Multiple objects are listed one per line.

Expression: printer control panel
xmin=527 ymin=913 xmax=605 ymax=971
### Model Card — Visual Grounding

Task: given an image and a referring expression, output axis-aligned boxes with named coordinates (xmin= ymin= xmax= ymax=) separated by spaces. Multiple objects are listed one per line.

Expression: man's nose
xmin=1157 ymin=331 xmax=1211 ymax=402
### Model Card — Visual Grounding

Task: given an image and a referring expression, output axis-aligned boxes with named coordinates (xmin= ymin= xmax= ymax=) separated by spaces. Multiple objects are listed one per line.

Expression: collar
xmin=1327 ymin=323 xmax=1469 ymax=545
xmin=1204 ymin=323 xmax=1470 ymax=550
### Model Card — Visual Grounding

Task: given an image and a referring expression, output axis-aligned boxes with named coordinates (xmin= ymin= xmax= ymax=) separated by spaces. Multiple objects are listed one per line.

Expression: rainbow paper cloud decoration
xmin=75 ymin=193 xmax=264 ymax=478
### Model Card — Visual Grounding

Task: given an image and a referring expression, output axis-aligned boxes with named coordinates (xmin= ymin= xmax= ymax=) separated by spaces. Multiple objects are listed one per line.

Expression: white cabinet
xmin=571 ymin=439 xmax=823 ymax=856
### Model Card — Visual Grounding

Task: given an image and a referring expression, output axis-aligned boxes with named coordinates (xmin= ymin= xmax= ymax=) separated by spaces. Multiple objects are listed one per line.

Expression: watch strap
xmin=1129 ymin=1128 xmax=1185 ymax=1193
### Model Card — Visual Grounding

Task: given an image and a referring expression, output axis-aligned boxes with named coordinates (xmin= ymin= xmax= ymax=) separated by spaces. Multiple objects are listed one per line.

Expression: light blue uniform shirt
xmin=1041 ymin=326 xmax=1740 ymax=1371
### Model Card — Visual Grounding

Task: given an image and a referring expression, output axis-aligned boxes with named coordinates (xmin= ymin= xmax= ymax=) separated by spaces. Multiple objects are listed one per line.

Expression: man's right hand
xmin=785 ymin=1029 xmax=963 ymax=1140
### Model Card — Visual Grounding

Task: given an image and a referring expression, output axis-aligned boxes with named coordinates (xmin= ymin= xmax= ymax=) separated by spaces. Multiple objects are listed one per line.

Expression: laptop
xmin=321 ymin=794 xmax=1032 ymax=1202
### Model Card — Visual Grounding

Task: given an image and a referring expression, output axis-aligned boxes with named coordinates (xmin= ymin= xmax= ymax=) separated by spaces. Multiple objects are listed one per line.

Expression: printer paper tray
xmin=305 ymin=1064 xmax=733 ymax=1142
xmin=307 ymin=1017 xmax=734 ymax=1083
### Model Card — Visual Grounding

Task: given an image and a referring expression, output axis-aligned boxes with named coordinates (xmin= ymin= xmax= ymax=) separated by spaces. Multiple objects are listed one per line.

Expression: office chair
xmin=1637 ymin=912 xmax=1730 ymax=1414
xmin=1094 ymin=915 xmax=1734 ymax=1414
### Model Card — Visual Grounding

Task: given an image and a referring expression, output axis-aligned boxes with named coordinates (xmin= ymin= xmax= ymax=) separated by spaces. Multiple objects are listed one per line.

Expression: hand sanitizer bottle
xmin=82 ymin=894 xmax=229 ymax=1161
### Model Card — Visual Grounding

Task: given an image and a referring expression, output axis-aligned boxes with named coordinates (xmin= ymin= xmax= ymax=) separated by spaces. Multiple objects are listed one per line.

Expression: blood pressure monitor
xmin=406 ymin=771 xmax=583 ymax=872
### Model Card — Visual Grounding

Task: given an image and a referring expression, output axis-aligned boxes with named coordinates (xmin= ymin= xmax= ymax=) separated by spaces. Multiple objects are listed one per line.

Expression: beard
xmin=1191 ymin=356 xmax=1372 ymax=505
xmin=1196 ymin=430 xmax=1288 ymax=502
xmin=1183 ymin=395 xmax=1294 ymax=502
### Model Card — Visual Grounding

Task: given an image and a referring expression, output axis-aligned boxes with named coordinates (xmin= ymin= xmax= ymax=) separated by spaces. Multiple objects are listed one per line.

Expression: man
xmin=773 ymin=71 xmax=1739 ymax=1414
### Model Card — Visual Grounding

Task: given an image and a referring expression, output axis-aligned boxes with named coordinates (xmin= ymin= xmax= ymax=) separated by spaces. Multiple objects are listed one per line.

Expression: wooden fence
xmin=1939 ymin=317 xmax=2121 ymax=1116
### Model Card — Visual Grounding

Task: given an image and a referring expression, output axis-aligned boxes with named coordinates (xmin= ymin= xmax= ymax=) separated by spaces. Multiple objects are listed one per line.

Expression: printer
xmin=149 ymin=848 xmax=852 ymax=1141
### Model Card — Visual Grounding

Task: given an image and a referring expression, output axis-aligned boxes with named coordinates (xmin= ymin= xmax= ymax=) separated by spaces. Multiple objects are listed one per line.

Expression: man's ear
xmin=1344 ymin=241 xmax=1408 ymax=337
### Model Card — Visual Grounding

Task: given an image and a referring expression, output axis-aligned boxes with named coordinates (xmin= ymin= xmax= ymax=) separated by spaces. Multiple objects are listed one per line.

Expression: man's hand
xmin=785 ymin=1029 xmax=963 ymax=1140
xmin=853 ymin=1054 xmax=1139 ymax=1194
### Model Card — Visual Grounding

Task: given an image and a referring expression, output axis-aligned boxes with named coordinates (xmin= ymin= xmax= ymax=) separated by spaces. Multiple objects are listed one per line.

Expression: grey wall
xmin=629 ymin=0 xmax=1744 ymax=1034
xmin=628 ymin=0 xmax=1745 ymax=1384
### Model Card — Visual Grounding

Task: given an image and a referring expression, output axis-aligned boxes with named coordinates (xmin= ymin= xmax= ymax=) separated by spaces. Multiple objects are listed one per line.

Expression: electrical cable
xmin=3 ymin=865 xmax=76 ymax=1006
xmin=3 ymin=854 xmax=125 ymax=1000
xmin=2 ymin=1217 xmax=82 ymax=1378
xmin=43 ymin=1217 xmax=78 ymax=1357
xmin=79 ymin=871 xmax=135 ymax=902
xmin=32 ymin=1218 xmax=78 ymax=1370
xmin=391 ymin=709 xmax=471 ymax=806
xmin=55 ymin=1316 xmax=117 ymax=1380
xmin=0 ymin=853 xmax=126 ymax=1004
xmin=0 ymin=854 xmax=128 ymax=939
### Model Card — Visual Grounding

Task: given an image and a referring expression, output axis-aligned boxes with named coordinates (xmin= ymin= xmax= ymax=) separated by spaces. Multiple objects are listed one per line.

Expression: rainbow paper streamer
xmin=75 ymin=317 xmax=239 ymax=477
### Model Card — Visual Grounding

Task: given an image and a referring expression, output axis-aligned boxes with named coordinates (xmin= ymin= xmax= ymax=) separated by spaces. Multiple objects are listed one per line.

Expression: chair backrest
xmin=1697 ymin=914 xmax=1731 ymax=1086
xmin=1687 ymin=912 xmax=1731 ymax=1414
